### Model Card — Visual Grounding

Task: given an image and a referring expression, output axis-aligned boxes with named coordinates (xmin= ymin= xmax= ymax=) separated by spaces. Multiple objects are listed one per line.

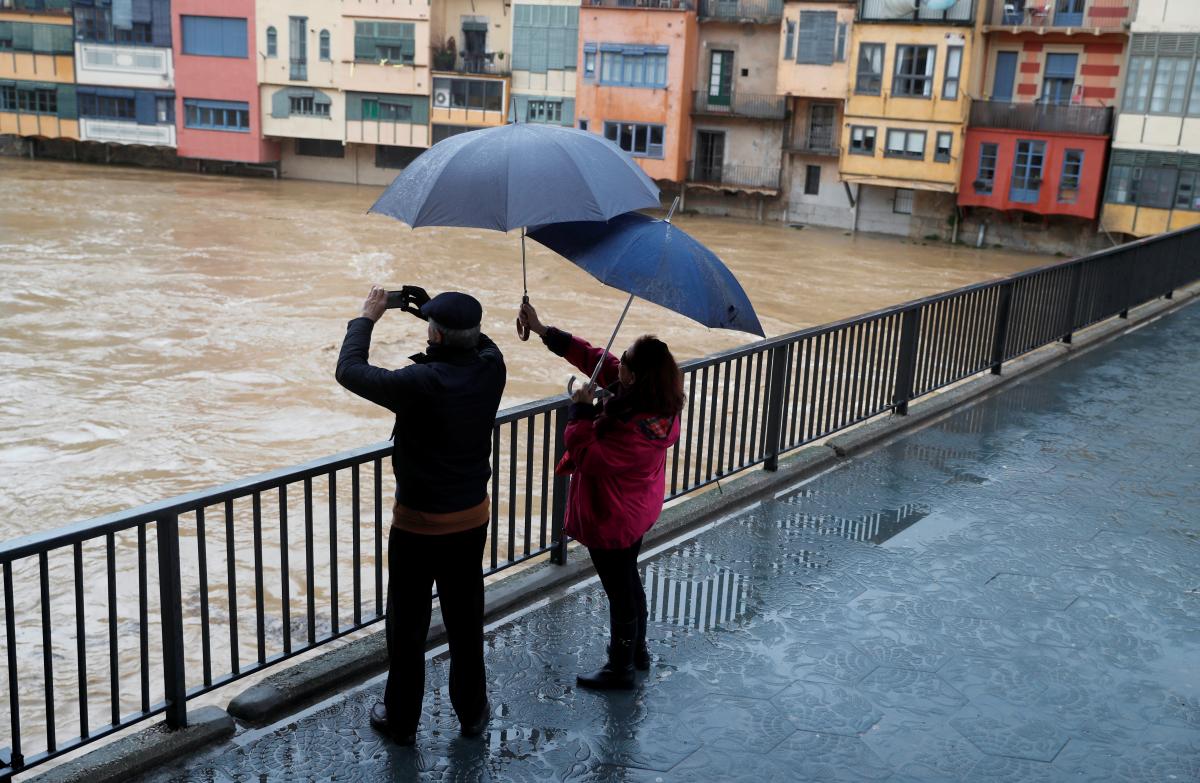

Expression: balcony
xmin=585 ymin=0 xmax=694 ymax=10
xmin=0 ymin=0 xmax=71 ymax=13
xmin=79 ymin=117 xmax=175 ymax=147
xmin=788 ymin=132 xmax=839 ymax=156
xmin=970 ymin=100 xmax=1113 ymax=136
xmin=698 ymin=0 xmax=782 ymax=22
xmin=982 ymin=0 xmax=1133 ymax=33
xmin=290 ymin=59 xmax=307 ymax=81
xmin=692 ymin=90 xmax=787 ymax=120
xmin=74 ymin=42 xmax=173 ymax=90
xmin=687 ymin=160 xmax=781 ymax=192
xmin=857 ymin=0 xmax=974 ymax=24
xmin=432 ymin=51 xmax=510 ymax=76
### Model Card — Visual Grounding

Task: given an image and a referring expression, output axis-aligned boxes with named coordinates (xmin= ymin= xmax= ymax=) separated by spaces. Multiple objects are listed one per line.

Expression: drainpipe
xmin=851 ymin=184 xmax=861 ymax=233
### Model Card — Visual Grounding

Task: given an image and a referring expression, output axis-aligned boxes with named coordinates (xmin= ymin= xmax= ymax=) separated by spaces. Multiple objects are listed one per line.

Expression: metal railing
xmin=686 ymin=160 xmax=783 ymax=190
xmin=970 ymin=100 xmax=1113 ymax=136
xmin=692 ymin=90 xmax=788 ymax=120
xmin=983 ymin=0 xmax=1134 ymax=31
xmin=2 ymin=225 xmax=1199 ymax=777
xmin=586 ymin=0 xmax=694 ymax=11
xmin=858 ymin=0 xmax=975 ymax=23
xmin=698 ymin=0 xmax=783 ymax=22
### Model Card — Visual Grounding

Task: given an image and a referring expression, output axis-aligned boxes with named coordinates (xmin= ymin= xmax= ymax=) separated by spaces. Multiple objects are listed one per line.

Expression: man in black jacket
xmin=336 ymin=285 xmax=505 ymax=745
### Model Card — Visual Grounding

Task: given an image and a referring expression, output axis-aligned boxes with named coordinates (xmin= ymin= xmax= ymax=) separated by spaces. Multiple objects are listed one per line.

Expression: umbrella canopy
xmin=528 ymin=212 xmax=765 ymax=337
xmin=368 ymin=123 xmax=661 ymax=232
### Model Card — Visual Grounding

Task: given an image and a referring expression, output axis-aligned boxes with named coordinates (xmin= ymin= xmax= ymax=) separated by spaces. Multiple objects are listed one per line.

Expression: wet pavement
xmin=145 ymin=302 xmax=1200 ymax=781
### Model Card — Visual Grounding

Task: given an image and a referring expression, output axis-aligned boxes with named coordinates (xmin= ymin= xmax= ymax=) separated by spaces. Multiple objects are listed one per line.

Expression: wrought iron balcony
xmin=692 ymin=90 xmax=787 ymax=120
xmin=433 ymin=51 xmax=511 ymax=76
xmin=699 ymin=0 xmax=782 ymax=22
xmin=982 ymin=0 xmax=1133 ymax=32
xmin=857 ymin=0 xmax=975 ymax=24
xmin=585 ymin=0 xmax=694 ymax=10
xmin=970 ymin=100 xmax=1113 ymax=136
xmin=789 ymin=132 xmax=839 ymax=156
xmin=687 ymin=160 xmax=781 ymax=190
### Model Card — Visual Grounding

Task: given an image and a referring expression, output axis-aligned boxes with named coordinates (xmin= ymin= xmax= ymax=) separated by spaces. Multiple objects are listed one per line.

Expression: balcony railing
xmin=433 ymin=51 xmax=510 ymax=76
xmin=983 ymin=0 xmax=1134 ymax=31
xmin=858 ymin=0 xmax=975 ymax=23
xmin=699 ymin=0 xmax=782 ymax=22
xmin=585 ymin=0 xmax=694 ymax=10
xmin=687 ymin=160 xmax=782 ymax=190
xmin=0 ymin=0 xmax=72 ymax=12
xmin=790 ymin=130 xmax=839 ymax=156
xmin=970 ymin=100 xmax=1113 ymax=136
xmin=692 ymin=90 xmax=787 ymax=120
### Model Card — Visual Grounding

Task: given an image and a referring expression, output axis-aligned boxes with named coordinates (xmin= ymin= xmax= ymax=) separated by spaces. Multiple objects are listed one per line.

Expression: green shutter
xmin=12 ymin=23 xmax=33 ymax=51
xmin=512 ymin=26 xmax=529 ymax=70
xmin=513 ymin=94 xmax=529 ymax=121
xmin=51 ymin=25 xmax=73 ymax=54
xmin=561 ymin=97 xmax=574 ymax=126
xmin=514 ymin=4 xmax=531 ymax=24
xmin=271 ymin=89 xmax=290 ymax=118
xmin=547 ymin=27 xmax=565 ymax=71
xmin=0 ymin=22 xmax=12 ymax=42
xmin=56 ymin=83 xmax=76 ymax=119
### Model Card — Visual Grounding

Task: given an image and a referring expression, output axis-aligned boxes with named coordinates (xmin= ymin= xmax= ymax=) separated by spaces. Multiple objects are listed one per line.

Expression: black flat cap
xmin=421 ymin=291 xmax=482 ymax=330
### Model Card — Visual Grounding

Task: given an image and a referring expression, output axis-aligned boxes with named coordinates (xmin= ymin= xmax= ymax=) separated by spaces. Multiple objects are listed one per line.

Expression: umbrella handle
xmin=516 ymin=294 xmax=531 ymax=341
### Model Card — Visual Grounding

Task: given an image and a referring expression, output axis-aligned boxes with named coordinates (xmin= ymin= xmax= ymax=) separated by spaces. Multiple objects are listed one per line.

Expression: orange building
xmin=574 ymin=0 xmax=698 ymax=183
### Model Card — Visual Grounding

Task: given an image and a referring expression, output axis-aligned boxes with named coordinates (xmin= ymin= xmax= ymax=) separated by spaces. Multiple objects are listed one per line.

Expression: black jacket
xmin=335 ymin=317 xmax=506 ymax=513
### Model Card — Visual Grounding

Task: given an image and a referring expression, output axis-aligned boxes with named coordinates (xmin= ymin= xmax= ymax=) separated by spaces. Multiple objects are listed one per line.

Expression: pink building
xmin=172 ymin=0 xmax=278 ymax=163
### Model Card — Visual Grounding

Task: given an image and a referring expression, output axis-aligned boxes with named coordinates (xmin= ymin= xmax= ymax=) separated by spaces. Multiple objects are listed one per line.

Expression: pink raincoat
xmin=555 ymin=336 xmax=681 ymax=550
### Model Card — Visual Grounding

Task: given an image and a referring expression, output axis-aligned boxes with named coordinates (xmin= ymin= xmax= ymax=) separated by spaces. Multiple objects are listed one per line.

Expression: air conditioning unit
xmin=434 ymin=88 xmax=451 ymax=108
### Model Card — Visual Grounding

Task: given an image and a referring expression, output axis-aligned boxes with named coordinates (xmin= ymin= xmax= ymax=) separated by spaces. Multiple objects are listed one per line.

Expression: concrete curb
xmin=30 ymin=284 xmax=1198 ymax=781
xmin=26 ymin=706 xmax=233 ymax=783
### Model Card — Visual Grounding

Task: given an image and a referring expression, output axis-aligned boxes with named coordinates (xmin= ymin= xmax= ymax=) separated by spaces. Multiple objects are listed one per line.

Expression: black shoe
xmin=369 ymin=702 xmax=416 ymax=746
xmin=608 ymin=641 xmax=651 ymax=671
xmin=580 ymin=620 xmax=637 ymax=691
xmin=461 ymin=699 xmax=491 ymax=738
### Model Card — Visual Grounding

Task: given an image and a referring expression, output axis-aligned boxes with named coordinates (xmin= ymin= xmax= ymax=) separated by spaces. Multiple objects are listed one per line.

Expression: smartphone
xmin=386 ymin=290 xmax=407 ymax=310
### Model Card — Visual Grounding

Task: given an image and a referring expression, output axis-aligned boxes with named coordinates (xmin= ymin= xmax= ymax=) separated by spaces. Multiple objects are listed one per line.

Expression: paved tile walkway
xmin=148 ymin=303 xmax=1200 ymax=782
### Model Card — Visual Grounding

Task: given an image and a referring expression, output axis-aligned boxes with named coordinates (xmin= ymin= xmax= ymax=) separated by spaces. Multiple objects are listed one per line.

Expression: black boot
xmin=610 ymin=613 xmax=650 ymax=670
xmin=579 ymin=620 xmax=636 ymax=690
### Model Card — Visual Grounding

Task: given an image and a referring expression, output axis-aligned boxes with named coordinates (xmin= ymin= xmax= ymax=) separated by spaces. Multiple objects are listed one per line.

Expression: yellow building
xmin=430 ymin=0 xmax=512 ymax=141
xmin=839 ymin=0 xmax=979 ymax=236
xmin=1100 ymin=0 xmax=1200 ymax=238
xmin=0 ymin=0 xmax=78 ymax=141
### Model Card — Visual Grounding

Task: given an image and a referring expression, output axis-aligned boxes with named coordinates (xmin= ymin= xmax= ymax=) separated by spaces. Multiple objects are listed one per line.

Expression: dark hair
xmin=610 ymin=335 xmax=685 ymax=419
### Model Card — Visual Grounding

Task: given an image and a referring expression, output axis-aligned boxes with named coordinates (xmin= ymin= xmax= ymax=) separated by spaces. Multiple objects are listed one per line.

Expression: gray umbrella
xmin=369 ymin=123 xmax=661 ymax=339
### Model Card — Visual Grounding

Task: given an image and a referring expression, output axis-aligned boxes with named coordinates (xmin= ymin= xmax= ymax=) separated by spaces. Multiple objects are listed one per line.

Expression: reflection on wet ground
xmin=146 ymin=303 xmax=1200 ymax=780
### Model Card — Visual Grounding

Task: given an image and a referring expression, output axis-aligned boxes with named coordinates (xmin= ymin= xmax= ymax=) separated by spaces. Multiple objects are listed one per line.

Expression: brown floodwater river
xmin=0 ymin=156 xmax=1052 ymax=756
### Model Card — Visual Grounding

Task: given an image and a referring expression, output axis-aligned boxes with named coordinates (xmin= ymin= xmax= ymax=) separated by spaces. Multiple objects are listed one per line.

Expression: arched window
xmin=319 ymin=30 xmax=330 ymax=61
xmin=266 ymin=26 xmax=277 ymax=57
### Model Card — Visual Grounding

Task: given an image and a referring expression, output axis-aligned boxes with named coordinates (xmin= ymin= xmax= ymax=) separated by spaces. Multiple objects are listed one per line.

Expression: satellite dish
xmin=923 ymin=0 xmax=958 ymax=9
xmin=882 ymin=0 xmax=918 ymax=14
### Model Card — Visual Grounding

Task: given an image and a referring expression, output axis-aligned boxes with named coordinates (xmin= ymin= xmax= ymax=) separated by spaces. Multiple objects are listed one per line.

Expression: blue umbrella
xmin=529 ymin=201 xmax=764 ymax=388
xmin=369 ymin=122 xmax=661 ymax=339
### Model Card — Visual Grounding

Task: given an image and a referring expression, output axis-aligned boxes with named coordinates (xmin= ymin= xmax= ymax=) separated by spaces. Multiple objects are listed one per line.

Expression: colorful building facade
xmin=430 ymin=0 xmax=511 ymax=142
xmin=510 ymin=0 xmax=578 ymax=128
xmin=0 ymin=0 xmax=78 ymax=142
xmin=575 ymin=0 xmax=698 ymax=184
xmin=1101 ymin=0 xmax=1200 ymax=237
xmin=172 ymin=0 xmax=277 ymax=163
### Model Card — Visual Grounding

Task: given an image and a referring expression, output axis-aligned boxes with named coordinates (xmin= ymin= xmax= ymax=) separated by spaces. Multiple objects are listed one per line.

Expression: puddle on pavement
xmin=778 ymin=503 xmax=930 ymax=545
xmin=643 ymin=561 xmax=752 ymax=632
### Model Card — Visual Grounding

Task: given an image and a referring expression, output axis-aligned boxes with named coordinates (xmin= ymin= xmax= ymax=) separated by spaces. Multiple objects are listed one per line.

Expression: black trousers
xmin=384 ymin=524 xmax=487 ymax=735
xmin=589 ymin=538 xmax=646 ymax=634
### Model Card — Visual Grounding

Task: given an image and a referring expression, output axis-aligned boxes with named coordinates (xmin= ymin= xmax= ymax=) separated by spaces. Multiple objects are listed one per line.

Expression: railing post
xmin=1061 ymin=262 xmax=1083 ymax=344
xmin=762 ymin=344 xmax=790 ymax=471
xmin=990 ymin=282 xmax=1014 ymax=375
xmin=156 ymin=511 xmax=188 ymax=729
xmin=549 ymin=406 xmax=570 ymax=565
xmin=891 ymin=308 xmax=921 ymax=415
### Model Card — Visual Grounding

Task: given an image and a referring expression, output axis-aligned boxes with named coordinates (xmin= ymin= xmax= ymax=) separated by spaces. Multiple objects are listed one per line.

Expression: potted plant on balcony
xmin=973 ymin=179 xmax=992 ymax=193
xmin=433 ymin=36 xmax=456 ymax=71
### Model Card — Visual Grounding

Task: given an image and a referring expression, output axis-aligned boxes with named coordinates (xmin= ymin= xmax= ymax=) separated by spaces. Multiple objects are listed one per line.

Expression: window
xmin=1041 ymin=53 xmax=1077 ymax=105
xmin=1059 ymin=149 xmax=1084 ymax=203
xmin=376 ymin=145 xmax=423 ymax=169
xmin=527 ymin=100 xmax=562 ymax=123
xmin=1176 ymin=171 xmax=1200 ymax=211
xmin=289 ymin=95 xmax=330 ymax=117
xmin=1124 ymin=56 xmax=1154 ymax=113
xmin=73 ymin=7 xmax=154 ymax=45
xmin=320 ymin=30 xmax=330 ymax=61
xmin=181 ymin=16 xmax=248 ymax=58
xmin=0 ymin=25 xmax=12 ymax=50
xmin=583 ymin=47 xmax=596 ymax=79
xmin=3 ymin=85 xmax=57 ymax=114
xmin=512 ymin=4 xmax=579 ymax=73
xmin=295 ymin=139 xmax=344 ymax=158
xmin=432 ymin=124 xmax=474 ymax=144
xmin=893 ymin=45 xmax=935 ymax=98
xmin=578 ymin=119 xmax=588 ymax=131
xmin=855 ymin=43 xmax=884 ymax=95
xmin=1107 ymin=164 xmax=1135 ymax=204
xmin=598 ymin=45 xmax=668 ymax=88
xmin=354 ymin=21 xmax=415 ymax=64
xmin=935 ymin=132 xmax=953 ymax=162
xmin=796 ymin=11 xmax=837 ymax=65
xmin=1150 ymin=57 xmax=1191 ymax=114
xmin=603 ymin=121 xmax=664 ymax=158
xmin=1010 ymin=140 xmax=1046 ymax=203
xmin=1137 ymin=167 xmax=1179 ymax=208
xmin=434 ymin=78 xmax=503 ymax=111
xmin=183 ymin=99 xmax=250 ymax=131
xmin=943 ymin=46 xmax=962 ymax=100
xmin=836 ymin=23 xmax=847 ymax=63
xmin=804 ymin=165 xmax=821 ymax=196
xmin=884 ymin=128 xmax=925 ymax=160
xmin=266 ymin=26 xmax=277 ymax=57
xmin=849 ymin=125 xmax=875 ymax=155
xmin=783 ymin=19 xmax=795 ymax=61
xmin=975 ymin=142 xmax=998 ymax=194
xmin=363 ymin=99 xmax=413 ymax=121
xmin=156 ymin=96 xmax=174 ymax=123
xmin=893 ymin=188 xmax=914 ymax=215
xmin=79 ymin=93 xmax=135 ymax=120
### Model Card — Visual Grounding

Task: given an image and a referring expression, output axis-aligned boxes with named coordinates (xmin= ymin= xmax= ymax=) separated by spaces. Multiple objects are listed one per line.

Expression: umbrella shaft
xmin=590 ymin=292 xmax=636 ymax=389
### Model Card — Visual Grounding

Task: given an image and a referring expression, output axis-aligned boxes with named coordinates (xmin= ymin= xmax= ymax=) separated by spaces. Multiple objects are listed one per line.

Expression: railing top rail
xmin=3 ymin=222 xmax=1197 ymax=565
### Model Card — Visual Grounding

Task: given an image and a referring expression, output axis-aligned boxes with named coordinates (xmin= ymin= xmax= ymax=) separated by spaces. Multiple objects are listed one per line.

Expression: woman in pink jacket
xmin=519 ymin=302 xmax=683 ymax=690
